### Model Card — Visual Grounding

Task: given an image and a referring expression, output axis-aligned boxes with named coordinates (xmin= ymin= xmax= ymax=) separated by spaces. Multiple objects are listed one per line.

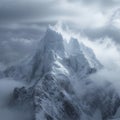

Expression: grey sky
xmin=0 ymin=0 xmax=120 ymax=65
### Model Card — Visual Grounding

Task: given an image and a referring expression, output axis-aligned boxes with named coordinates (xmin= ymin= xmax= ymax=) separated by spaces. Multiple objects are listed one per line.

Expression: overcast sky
xmin=0 ymin=0 xmax=120 ymax=66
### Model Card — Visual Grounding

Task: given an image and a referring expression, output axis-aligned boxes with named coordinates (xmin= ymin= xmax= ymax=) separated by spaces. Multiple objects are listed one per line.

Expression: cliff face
xmin=1 ymin=26 xmax=120 ymax=120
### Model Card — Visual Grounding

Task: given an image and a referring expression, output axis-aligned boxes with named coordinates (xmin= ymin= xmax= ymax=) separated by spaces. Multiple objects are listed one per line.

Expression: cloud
xmin=0 ymin=0 xmax=120 ymax=65
xmin=0 ymin=0 xmax=115 ymax=27
xmin=0 ymin=0 xmax=119 ymax=30
xmin=69 ymin=0 xmax=120 ymax=8
xmin=80 ymin=36 xmax=120 ymax=68
xmin=0 ymin=78 xmax=23 ymax=101
xmin=0 ymin=0 xmax=70 ymax=24
xmin=0 ymin=78 xmax=31 ymax=120
xmin=80 ymin=35 xmax=120 ymax=95
xmin=90 ymin=68 xmax=120 ymax=91
xmin=0 ymin=37 xmax=38 ymax=65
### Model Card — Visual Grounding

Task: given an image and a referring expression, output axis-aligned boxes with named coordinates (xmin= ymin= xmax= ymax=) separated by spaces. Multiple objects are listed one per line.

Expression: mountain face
xmin=1 ymin=26 xmax=120 ymax=120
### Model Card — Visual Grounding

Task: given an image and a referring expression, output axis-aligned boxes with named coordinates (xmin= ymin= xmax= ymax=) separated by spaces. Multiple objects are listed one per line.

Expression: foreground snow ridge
xmin=0 ymin=25 xmax=120 ymax=120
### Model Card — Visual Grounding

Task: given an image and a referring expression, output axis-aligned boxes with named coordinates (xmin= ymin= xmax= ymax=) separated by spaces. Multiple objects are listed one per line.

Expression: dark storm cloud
xmin=0 ymin=1 xmax=53 ymax=23
xmin=0 ymin=0 xmax=58 ymax=66
xmin=0 ymin=0 xmax=72 ymax=24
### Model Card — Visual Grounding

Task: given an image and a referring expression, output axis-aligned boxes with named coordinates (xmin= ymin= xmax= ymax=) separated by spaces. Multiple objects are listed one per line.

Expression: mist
xmin=81 ymin=36 xmax=120 ymax=96
xmin=0 ymin=78 xmax=28 ymax=120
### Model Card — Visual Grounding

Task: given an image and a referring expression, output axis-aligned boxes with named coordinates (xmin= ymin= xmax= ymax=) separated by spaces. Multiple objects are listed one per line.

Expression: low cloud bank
xmin=0 ymin=78 xmax=25 ymax=120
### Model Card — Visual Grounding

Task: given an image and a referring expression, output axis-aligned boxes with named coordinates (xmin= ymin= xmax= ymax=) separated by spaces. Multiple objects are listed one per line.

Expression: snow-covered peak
xmin=37 ymin=26 xmax=102 ymax=76
xmin=39 ymin=26 xmax=65 ymax=57
xmin=2 ymin=25 xmax=102 ymax=83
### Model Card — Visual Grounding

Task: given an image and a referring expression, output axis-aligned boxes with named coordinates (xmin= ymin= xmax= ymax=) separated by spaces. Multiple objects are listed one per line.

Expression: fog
xmin=81 ymin=36 xmax=120 ymax=96
xmin=0 ymin=78 xmax=27 ymax=120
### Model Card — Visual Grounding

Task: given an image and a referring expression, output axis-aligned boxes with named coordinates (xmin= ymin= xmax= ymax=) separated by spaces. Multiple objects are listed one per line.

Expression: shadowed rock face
xmin=1 ymin=26 xmax=120 ymax=120
xmin=10 ymin=74 xmax=81 ymax=120
xmin=81 ymin=84 xmax=120 ymax=120
xmin=63 ymin=100 xmax=80 ymax=120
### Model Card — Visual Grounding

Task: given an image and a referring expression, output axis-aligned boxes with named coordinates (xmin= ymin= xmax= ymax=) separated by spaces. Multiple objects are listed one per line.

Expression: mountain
xmin=1 ymin=25 xmax=120 ymax=120
xmin=3 ymin=26 xmax=101 ymax=82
